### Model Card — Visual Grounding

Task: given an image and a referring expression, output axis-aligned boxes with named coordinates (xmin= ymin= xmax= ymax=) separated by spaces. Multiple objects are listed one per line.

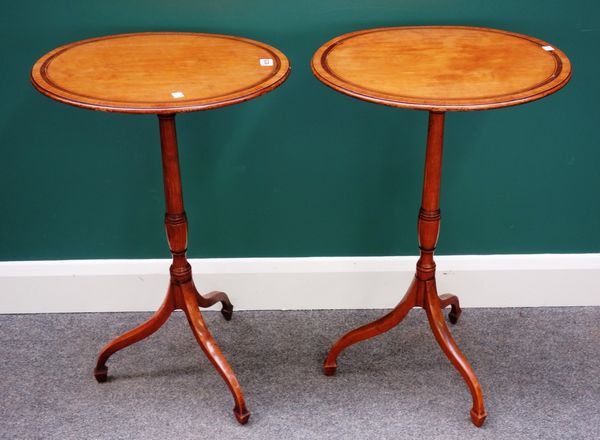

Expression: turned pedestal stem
xmin=416 ymin=111 xmax=444 ymax=284
xmin=159 ymin=114 xmax=192 ymax=290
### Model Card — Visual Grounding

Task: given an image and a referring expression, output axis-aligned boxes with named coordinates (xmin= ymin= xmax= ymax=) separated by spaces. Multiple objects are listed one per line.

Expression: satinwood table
xmin=312 ymin=26 xmax=571 ymax=426
xmin=31 ymin=32 xmax=290 ymax=424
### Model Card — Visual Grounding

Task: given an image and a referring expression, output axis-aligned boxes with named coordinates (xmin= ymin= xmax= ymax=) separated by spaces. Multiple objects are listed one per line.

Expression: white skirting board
xmin=0 ymin=254 xmax=599 ymax=314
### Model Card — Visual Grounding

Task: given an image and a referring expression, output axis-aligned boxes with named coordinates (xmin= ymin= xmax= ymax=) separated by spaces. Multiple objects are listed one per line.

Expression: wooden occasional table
xmin=31 ymin=32 xmax=290 ymax=424
xmin=312 ymin=26 xmax=571 ymax=426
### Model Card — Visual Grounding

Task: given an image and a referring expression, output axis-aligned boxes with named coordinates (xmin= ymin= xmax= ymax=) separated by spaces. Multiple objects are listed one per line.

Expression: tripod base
xmin=94 ymin=278 xmax=249 ymax=425
xmin=323 ymin=276 xmax=486 ymax=427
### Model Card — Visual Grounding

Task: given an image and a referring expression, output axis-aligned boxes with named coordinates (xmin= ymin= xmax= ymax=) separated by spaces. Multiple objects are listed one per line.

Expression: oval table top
xmin=312 ymin=26 xmax=571 ymax=112
xmin=31 ymin=32 xmax=290 ymax=114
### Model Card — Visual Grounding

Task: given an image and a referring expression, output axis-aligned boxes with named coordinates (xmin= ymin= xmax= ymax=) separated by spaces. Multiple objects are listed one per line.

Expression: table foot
xmin=234 ymin=404 xmax=251 ymax=425
xmin=221 ymin=305 xmax=234 ymax=321
xmin=94 ymin=290 xmax=174 ymax=382
xmin=323 ymin=362 xmax=337 ymax=376
xmin=323 ymin=279 xmax=417 ymax=375
xmin=439 ymin=293 xmax=462 ymax=324
xmin=423 ymin=280 xmax=486 ymax=427
xmin=93 ymin=366 xmax=108 ymax=383
xmin=195 ymin=289 xmax=234 ymax=321
xmin=470 ymin=408 xmax=488 ymax=427
xmin=180 ymin=283 xmax=249 ymax=425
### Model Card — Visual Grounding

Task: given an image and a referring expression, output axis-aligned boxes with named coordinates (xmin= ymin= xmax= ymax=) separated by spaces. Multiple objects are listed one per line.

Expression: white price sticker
xmin=260 ymin=58 xmax=274 ymax=66
xmin=171 ymin=91 xmax=185 ymax=98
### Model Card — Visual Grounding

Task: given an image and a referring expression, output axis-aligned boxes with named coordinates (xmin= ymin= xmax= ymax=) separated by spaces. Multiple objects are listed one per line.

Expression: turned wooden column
xmin=159 ymin=114 xmax=192 ymax=292
xmin=416 ymin=112 xmax=444 ymax=284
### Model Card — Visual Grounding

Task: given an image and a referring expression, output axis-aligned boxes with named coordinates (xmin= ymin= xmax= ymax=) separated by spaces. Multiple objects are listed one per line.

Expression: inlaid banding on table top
xmin=31 ymin=32 xmax=290 ymax=114
xmin=312 ymin=26 xmax=572 ymax=111
xmin=320 ymin=35 xmax=562 ymax=101
xmin=39 ymin=34 xmax=283 ymax=103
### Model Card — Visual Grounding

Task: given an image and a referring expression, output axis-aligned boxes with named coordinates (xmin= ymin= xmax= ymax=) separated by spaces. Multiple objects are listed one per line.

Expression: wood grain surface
xmin=31 ymin=32 xmax=290 ymax=114
xmin=312 ymin=26 xmax=571 ymax=111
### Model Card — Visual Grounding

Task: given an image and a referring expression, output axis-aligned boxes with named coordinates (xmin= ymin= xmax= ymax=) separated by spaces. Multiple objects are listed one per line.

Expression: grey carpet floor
xmin=0 ymin=307 xmax=598 ymax=440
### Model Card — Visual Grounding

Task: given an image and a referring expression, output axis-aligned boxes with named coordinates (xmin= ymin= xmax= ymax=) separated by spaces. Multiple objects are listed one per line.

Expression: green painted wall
xmin=1 ymin=1 xmax=598 ymax=260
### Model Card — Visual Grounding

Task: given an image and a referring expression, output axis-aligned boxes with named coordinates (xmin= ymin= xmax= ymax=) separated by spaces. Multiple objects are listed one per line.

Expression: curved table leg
xmin=195 ymin=287 xmax=234 ymax=321
xmin=423 ymin=280 xmax=487 ymax=427
xmin=180 ymin=283 xmax=250 ymax=425
xmin=94 ymin=288 xmax=175 ymax=382
xmin=323 ymin=279 xmax=417 ymax=376
xmin=438 ymin=293 xmax=462 ymax=324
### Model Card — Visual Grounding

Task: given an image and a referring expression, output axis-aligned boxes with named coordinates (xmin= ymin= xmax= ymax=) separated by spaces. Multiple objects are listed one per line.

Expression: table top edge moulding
xmin=311 ymin=25 xmax=572 ymax=112
xmin=31 ymin=32 xmax=291 ymax=114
